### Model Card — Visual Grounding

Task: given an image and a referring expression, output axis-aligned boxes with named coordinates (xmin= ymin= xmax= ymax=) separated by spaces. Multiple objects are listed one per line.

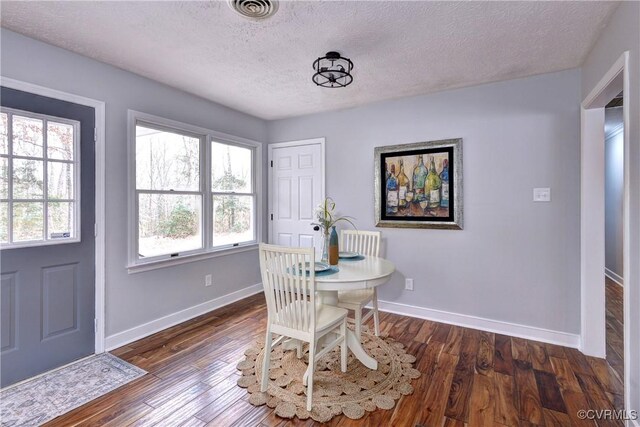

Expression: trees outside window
xmin=132 ymin=116 xmax=257 ymax=265
xmin=1 ymin=108 xmax=79 ymax=248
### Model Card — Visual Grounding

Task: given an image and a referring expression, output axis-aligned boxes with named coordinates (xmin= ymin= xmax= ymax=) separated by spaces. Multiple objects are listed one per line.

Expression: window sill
xmin=127 ymin=243 xmax=258 ymax=274
xmin=1 ymin=238 xmax=81 ymax=250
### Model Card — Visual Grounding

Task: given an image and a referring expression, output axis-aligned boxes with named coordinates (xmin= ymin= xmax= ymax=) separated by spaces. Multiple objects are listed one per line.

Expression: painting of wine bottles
xmin=374 ymin=138 xmax=463 ymax=229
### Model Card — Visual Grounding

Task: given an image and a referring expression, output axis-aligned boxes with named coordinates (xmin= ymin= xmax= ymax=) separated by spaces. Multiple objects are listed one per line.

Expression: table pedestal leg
xmin=318 ymin=290 xmax=378 ymax=370
xmin=346 ymin=329 xmax=377 ymax=369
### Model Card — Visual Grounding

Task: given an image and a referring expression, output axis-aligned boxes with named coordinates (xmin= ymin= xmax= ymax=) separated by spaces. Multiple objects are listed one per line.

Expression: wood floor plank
xmin=513 ymin=359 xmax=544 ymax=425
xmin=494 ymin=372 xmax=519 ymax=427
xmin=587 ymin=356 xmax=624 ymax=397
xmin=445 ymin=369 xmax=474 ymax=421
xmin=533 ymin=369 xmax=567 ymax=413
xmin=562 ymin=389 xmax=598 ymax=427
xmin=564 ymin=348 xmax=595 ymax=376
xmin=544 ymin=343 xmax=567 ymax=359
xmin=133 ymin=381 xmax=212 ymax=426
xmin=528 ymin=341 xmax=553 ymax=373
xmin=134 ymin=374 xmax=240 ymax=426
xmin=604 ymin=343 xmax=625 ymax=393
xmin=475 ymin=331 xmax=494 ymax=376
xmin=397 ymin=317 xmax=425 ymax=346
xmin=430 ymin=323 xmax=452 ymax=344
xmin=444 ymin=329 xmax=480 ymax=422
xmin=194 ymin=385 xmax=247 ymax=423
xmin=575 ymin=374 xmax=622 ymax=427
xmin=79 ymin=401 xmax=154 ymax=427
xmin=415 ymin=341 xmax=444 ymax=375
xmin=495 ymin=334 xmax=514 ymax=376
xmin=468 ymin=373 xmax=494 ymax=426
xmin=107 ymin=404 xmax=156 ymax=426
xmin=442 ymin=325 xmax=464 ymax=355
xmin=412 ymin=352 xmax=458 ymax=427
xmin=385 ymin=341 xmax=427 ymax=425
xmin=511 ymin=337 xmax=531 ymax=362
xmin=414 ymin=319 xmax=438 ymax=343
xmin=144 ymin=374 xmax=206 ymax=408
xmin=550 ymin=356 xmax=581 ymax=393
xmin=213 ymin=401 xmax=272 ymax=427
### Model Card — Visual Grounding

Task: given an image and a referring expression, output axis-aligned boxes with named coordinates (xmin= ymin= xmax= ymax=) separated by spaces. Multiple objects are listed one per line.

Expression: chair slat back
xmin=340 ymin=230 xmax=381 ymax=257
xmin=259 ymin=243 xmax=316 ymax=333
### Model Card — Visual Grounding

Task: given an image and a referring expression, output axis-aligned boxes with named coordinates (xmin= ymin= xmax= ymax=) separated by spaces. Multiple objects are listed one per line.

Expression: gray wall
xmin=581 ymin=0 xmax=640 ymax=414
xmin=0 ymin=29 xmax=267 ymax=337
xmin=604 ymin=107 xmax=624 ymax=282
xmin=268 ymin=69 xmax=582 ymax=334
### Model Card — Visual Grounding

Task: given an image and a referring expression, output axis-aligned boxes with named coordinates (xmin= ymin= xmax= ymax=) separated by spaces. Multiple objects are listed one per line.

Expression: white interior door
xmin=269 ymin=139 xmax=324 ymax=258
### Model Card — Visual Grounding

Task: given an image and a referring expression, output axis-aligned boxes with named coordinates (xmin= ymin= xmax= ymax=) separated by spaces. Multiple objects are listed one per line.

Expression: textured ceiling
xmin=0 ymin=1 xmax=619 ymax=120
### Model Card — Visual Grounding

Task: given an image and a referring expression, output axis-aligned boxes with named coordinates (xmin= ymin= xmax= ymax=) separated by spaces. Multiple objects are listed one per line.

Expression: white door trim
xmin=267 ymin=137 xmax=326 ymax=244
xmin=579 ymin=51 xmax=631 ymax=411
xmin=0 ymin=76 xmax=107 ymax=353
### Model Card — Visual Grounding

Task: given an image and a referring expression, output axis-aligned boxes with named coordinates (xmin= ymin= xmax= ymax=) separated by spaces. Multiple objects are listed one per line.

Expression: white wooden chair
xmin=337 ymin=230 xmax=382 ymax=339
xmin=259 ymin=243 xmax=348 ymax=411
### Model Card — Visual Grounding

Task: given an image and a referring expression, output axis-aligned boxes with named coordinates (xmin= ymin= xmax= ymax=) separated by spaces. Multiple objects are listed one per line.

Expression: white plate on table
xmin=339 ymin=251 xmax=360 ymax=259
xmin=304 ymin=261 xmax=331 ymax=273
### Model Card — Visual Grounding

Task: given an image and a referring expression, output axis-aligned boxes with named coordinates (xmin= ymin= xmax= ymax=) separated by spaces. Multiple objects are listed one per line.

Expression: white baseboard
xmin=105 ymin=283 xmax=263 ymax=351
xmin=605 ymin=268 xmax=624 ymax=286
xmin=374 ymin=299 xmax=581 ymax=349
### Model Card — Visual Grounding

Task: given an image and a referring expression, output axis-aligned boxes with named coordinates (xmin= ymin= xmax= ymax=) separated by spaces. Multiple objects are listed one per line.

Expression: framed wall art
xmin=374 ymin=138 xmax=463 ymax=229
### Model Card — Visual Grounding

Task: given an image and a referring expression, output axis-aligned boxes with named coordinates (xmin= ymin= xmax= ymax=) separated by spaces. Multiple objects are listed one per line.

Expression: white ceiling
xmin=1 ymin=1 xmax=619 ymax=120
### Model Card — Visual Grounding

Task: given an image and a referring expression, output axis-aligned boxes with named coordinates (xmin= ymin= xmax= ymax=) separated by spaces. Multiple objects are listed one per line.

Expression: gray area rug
xmin=0 ymin=353 xmax=146 ymax=426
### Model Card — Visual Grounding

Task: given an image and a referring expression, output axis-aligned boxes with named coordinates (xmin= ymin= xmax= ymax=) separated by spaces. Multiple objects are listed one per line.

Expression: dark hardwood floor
xmin=44 ymin=293 xmax=625 ymax=426
xmin=605 ymin=277 xmax=624 ymax=386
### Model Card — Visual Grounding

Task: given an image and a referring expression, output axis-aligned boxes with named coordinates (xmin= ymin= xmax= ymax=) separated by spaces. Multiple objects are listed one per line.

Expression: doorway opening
xmin=580 ymin=51 xmax=630 ymax=412
xmin=604 ymin=91 xmax=624 ymax=409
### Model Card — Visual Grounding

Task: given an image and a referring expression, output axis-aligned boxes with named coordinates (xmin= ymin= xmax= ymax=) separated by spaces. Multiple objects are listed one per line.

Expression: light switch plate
xmin=533 ymin=188 xmax=551 ymax=202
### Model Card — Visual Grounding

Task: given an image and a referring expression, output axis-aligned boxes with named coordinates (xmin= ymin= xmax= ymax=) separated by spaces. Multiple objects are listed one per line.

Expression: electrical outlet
xmin=205 ymin=274 xmax=212 ymax=287
xmin=405 ymin=278 xmax=414 ymax=291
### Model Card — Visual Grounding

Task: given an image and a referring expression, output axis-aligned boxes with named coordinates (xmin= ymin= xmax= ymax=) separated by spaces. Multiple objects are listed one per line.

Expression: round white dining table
xmin=315 ymin=256 xmax=395 ymax=370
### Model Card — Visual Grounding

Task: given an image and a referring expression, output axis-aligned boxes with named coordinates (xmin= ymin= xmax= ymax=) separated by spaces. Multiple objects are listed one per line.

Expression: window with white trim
xmin=0 ymin=108 xmax=80 ymax=248
xmin=131 ymin=112 xmax=258 ymax=267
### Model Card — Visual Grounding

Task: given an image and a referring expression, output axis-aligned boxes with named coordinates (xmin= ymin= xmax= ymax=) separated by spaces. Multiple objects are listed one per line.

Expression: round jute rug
xmin=236 ymin=328 xmax=421 ymax=423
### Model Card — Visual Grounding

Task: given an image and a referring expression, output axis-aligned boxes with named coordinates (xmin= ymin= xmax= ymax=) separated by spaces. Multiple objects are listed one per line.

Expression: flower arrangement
xmin=311 ymin=197 xmax=356 ymax=235
xmin=312 ymin=197 xmax=356 ymax=263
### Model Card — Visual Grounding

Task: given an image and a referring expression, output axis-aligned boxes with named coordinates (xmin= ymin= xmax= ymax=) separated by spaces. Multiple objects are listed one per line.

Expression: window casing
xmin=1 ymin=107 xmax=81 ymax=249
xmin=129 ymin=111 xmax=260 ymax=270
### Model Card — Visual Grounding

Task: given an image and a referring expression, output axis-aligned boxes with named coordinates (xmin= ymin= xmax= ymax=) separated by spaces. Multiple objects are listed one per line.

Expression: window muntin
xmin=0 ymin=108 xmax=80 ymax=248
xmin=131 ymin=115 xmax=259 ymax=266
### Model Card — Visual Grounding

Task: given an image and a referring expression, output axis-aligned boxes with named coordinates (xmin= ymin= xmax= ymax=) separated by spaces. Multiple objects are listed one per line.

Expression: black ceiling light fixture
xmin=312 ymin=51 xmax=354 ymax=88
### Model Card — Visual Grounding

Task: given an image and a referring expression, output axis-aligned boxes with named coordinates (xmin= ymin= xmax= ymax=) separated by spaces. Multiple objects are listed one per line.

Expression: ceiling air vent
xmin=228 ymin=0 xmax=279 ymax=20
